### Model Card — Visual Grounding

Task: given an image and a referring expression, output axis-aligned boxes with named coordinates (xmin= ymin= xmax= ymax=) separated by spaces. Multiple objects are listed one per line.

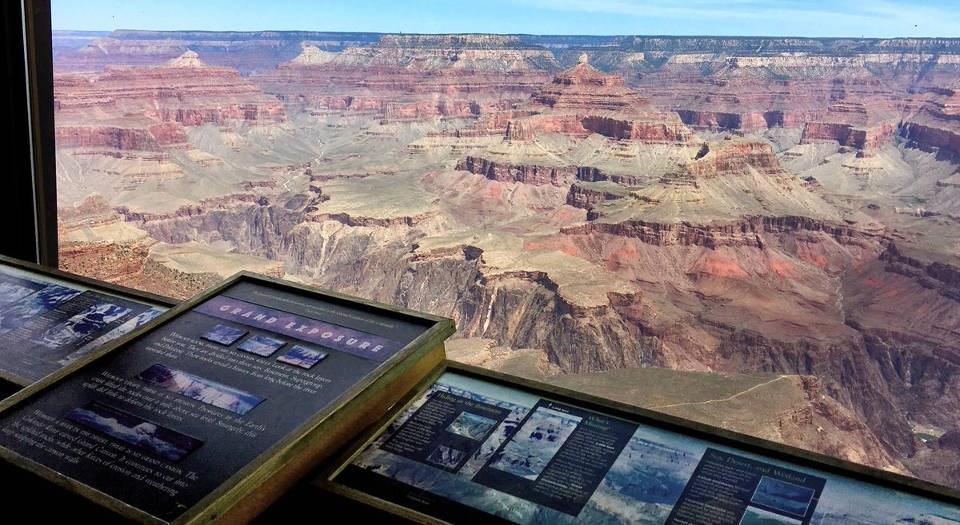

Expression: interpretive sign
xmin=0 ymin=272 xmax=454 ymax=524
xmin=325 ymin=363 xmax=960 ymax=524
xmin=0 ymin=255 xmax=171 ymax=386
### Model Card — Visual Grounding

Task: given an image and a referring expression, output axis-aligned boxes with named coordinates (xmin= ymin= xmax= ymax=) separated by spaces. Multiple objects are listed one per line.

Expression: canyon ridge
xmin=52 ymin=31 xmax=960 ymax=489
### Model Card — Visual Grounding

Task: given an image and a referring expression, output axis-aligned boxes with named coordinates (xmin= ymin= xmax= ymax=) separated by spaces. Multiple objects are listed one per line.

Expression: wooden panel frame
xmin=0 ymin=254 xmax=175 ymax=388
xmin=0 ymin=271 xmax=455 ymax=524
xmin=322 ymin=360 xmax=960 ymax=524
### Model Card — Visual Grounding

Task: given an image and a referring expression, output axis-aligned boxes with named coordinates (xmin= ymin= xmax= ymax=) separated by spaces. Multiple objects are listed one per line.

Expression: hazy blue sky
xmin=51 ymin=0 xmax=959 ymax=38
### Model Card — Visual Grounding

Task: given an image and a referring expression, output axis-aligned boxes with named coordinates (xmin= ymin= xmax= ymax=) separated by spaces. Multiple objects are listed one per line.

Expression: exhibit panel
xmin=325 ymin=363 xmax=960 ymax=525
xmin=0 ymin=255 xmax=172 ymax=387
xmin=0 ymin=272 xmax=455 ymax=524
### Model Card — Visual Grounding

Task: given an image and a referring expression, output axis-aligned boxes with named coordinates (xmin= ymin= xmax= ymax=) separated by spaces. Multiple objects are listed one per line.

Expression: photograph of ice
xmin=750 ymin=476 xmax=816 ymax=519
xmin=136 ymin=363 xmax=264 ymax=415
xmin=276 ymin=344 xmax=328 ymax=369
xmin=446 ymin=411 xmax=498 ymax=441
xmin=739 ymin=507 xmax=802 ymax=525
xmin=65 ymin=401 xmax=203 ymax=462
xmin=0 ymin=285 xmax=81 ymax=332
xmin=81 ymin=307 xmax=160 ymax=345
xmin=427 ymin=444 xmax=467 ymax=470
xmin=57 ymin=308 xmax=164 ymax=367
xmin=200 ymin=324 xmax=247 ymax=346
xmin=0 ymin=275 xmax=44 ymax=307
xmin=0 ymin=282 xmax=36 ymax=306
xmin=237 ymin=333 xmax=286 ymax=357
xmin=38 ymin=302 xmax=131 ymax=348
xmin=487 ymin=405 xmax=582 ymax=481
xmin=810 ymin=471 xmax=960 ymax=524
xmin=594 ymin=435 xmax=697 ymax=517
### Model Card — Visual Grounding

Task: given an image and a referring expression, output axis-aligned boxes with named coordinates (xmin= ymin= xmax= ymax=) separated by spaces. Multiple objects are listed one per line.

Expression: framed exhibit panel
xmin=323 ymin=362 xmax=960 ymax=525
xmin=0 ymin=254 xmax=172 ymax=387
xmin=0 ymin=271 xmax=455 ymax=524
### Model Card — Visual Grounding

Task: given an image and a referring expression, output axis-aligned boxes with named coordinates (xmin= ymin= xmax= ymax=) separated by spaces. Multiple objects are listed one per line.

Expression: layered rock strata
xmin=505 ymin=57 xmax=692 ymax=143
xmin=901 ymin=83 xmax=960 ymax=158
xmin=51 ymin=30 xmax=960 ymax=489
xmin=56 ymin=51 xmax=283 ymax=126
xmin=801 ymin=100 xmax=899 ymax=149
xmin=253 ymin=37 xmax=556 ymax=120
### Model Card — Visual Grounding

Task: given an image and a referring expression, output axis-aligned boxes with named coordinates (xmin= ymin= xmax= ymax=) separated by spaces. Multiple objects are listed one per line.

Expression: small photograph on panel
xmin=65 ymin=401 xmax=203 ymax=462
xmin=740 ymin=507 xmax=802 ymax=525
xmin=0 ymin=284 xmax=80 ymax=331
xmin=426 ymin=444 xmax=466 ymax=470
xmin=277 ymin=344 xmax=328 ymax=369
xmin=446 ymin=411 xmax=498 ymax=441
xmin=200 ymin=324 xmax=247 ymax=346
xmin=487 ymin=406 xmax=581 ymax=481
xmin=39 ymin=302 xmax=131 ymax=348
xmin=0 ymin=275 xmax=44 ymax=306
xmin=237 ymin=333 xmax=287 ymax=357
xmin=750 ymin=476 xmax=816 ymax=519
xmin=136 ymin=363 xmax=265 ymax=415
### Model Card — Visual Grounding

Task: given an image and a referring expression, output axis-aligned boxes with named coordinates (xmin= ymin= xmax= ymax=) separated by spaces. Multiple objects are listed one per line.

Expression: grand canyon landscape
xmin=51 ymin=30 xmax=960 ymax=489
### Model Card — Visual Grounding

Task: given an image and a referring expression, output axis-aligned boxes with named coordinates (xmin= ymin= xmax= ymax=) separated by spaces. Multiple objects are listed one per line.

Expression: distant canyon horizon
xmin=50 ymin=29 xmax=960 ymax=491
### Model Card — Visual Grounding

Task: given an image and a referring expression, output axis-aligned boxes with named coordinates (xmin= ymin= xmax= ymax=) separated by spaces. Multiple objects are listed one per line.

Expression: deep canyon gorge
xmin=51 ymin=30 xmax=960 ymax=489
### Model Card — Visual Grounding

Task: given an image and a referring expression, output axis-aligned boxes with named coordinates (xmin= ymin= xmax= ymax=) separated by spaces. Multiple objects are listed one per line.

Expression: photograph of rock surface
xmin=51 ymin=0 xmax=960 ymax=491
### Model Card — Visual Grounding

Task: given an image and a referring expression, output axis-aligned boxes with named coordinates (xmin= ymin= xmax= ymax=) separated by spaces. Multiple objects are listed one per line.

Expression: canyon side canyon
xmin=52 ymin=31 xmax=960 ymax=488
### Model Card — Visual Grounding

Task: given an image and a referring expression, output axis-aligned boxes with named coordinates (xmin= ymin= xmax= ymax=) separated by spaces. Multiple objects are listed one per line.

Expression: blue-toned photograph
xmin=237 ymin=333 xmax=286 ymax=357
xmin=136 ymin=363 xmax=264 ymax=415
xmin=200 ymin=324 xmax=247 ymax=346
xmin=57 ymin=309 xmax=164 ymax=367
xmin=39 ymin=302 xmax=131 ymax=348
xmin=427 ymin=444 xmax=466 ymax=470
xmin=447 ymin=411 xmax=498 ymax=441
xmin=488 ymin=406 xmax=581 ymax=481
xmin=0 ymin=284 xmax=81 ymax=331
xmin=96 ymin=308 xmax=163 ymax=342
xmin=277 ymin=344 xmax=328 ymax=369
xmin=740 ymin=507 xmax=802 ymax=525
xmin=751 ymin=476 xmax=816 ymax=518
xmin=65 ymin=401 xmax=202 ymax=462
xmin=0 ymin=277 xmax=43 ymax=306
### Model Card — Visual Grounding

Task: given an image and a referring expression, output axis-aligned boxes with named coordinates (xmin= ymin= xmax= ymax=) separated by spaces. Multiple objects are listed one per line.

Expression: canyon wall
xmin=52 ymin=31 xmax=960 ymax=488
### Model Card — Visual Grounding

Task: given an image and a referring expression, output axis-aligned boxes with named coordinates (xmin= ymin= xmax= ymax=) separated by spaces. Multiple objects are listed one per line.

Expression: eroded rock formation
xmin=56 ymin=51 xmax=283 ymax=126
xmin=505 ymin=57 xmax=692 ymax=143
xmin=52 ymin=31 xmax=960 ymax=489
xmin=253 ymin=37 xmax=555 ymax=120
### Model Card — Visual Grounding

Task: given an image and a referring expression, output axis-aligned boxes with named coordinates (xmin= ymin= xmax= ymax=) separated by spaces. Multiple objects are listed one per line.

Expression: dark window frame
xmin=3 ymin=0 xmax=55 ymax=265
